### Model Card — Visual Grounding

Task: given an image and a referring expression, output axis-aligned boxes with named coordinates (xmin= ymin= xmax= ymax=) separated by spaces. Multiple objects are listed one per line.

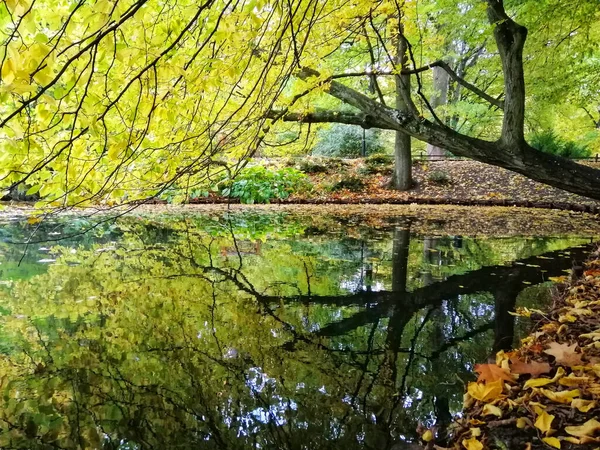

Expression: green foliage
xmin=530 ymin=131 xmax=591 ymax=159
xmin=363 ymin=153 xmax=394 ymax=174
xmin=427 ymin=170 xmax=452 ymax=185
xmin=296 ymin=158 xmax=329 ymax=174
xmin=218 ymin=166 xmax=311 ymax=204
xmin=312 ymin=124 xmax=386 ymax=158
xmin=328 ymin=176 xmax=365 ymax=192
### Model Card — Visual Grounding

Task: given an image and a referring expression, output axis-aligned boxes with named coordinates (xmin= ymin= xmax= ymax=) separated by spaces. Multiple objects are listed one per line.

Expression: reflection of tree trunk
xmin=423 ymin=237 xmax=451 ymax=433
xmin=377 ymin=226 xmax=413 ymax=447
xmin=383 ymin=226 xmax=412 ymax=386
xmin=492 ymin=271 xmax=522 ymax=353
xmin=426 ymin=66 xmax=449 ymax=159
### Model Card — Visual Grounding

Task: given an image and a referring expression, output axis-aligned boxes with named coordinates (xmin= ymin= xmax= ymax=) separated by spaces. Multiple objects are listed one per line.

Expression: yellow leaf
xmin=482 ymin=403 xmax=502 ymax=417
xmin=559 ymin=375 xmax=590 ymax=386
xmin=562 ymin=437 xmax=580 ymax=444
xmin=540 ymin=388 xmax=580 ymax=404
xmin=467 ymin=379 xmax=503 ymax=402
xmin=542 ymin=437 xmax=561 ymax=449
xmin=470 ymin=428 xmax=481 ymax=437
xmin=462 ymin=437 xmax=483 ymax=450
xmin=565 ymin=419 xmax=600 ymax=437
xmin=422 ymin=430 xmax=433 ymax=442
xmin=524 ymin=367 xmax=565 ymax=389
xmin=534 ymin=410 xmax=555 ymax=434
xmin=517 ymin=417 xmax=533 ymax=429
xmin=571 ymin=399 xmax=596 ymax=413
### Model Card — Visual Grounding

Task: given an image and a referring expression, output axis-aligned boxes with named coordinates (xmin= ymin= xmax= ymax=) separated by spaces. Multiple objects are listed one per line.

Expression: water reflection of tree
xmin=0 ymin=217 xmax=592 ymax=449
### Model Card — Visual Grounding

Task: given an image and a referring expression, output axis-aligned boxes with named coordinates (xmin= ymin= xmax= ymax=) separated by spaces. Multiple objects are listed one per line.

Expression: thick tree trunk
xmin=426 ymin=66 xmax=449 ymax=159
xmin=393 ymin=17 xmax=412 ymax=191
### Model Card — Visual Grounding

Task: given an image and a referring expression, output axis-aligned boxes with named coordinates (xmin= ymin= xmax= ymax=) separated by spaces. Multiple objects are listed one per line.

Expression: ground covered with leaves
xmin=193 ymin=158 xmax=600 ymax=212
xmin=442 ymin=252 xmax=600 ymax=450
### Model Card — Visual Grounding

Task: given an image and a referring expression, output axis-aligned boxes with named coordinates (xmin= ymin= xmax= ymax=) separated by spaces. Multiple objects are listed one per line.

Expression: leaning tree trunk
xmin=426 ymin=66 xmax=449 ymax=160
xmin=393 ymin=17 xmax=412 ymax=191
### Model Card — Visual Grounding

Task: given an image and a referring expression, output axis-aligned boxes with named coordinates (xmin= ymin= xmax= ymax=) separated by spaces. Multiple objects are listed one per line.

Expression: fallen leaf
xmin=571 ymin=399 xmax=596 ymax=413
xmin=467 ymin=380 xmax=503 ymax=402
xmin=534 ymin=410 xmax=555 ymax=434
xmin=510 ymin=358 xmax=551 ymax=377
xmin=542 ymin=437 xmax=561 ymax=449
xmin=565 ymin=419 xmax=600 ymax=438
xmin=462 ymin=437 xmax=483 ymax=450
xmin=474 ymin=363 xmax=514 ymax=383
xmin=422 ymin=430 xmax=434 ymax=442
xmin=544 ymin=342 xmax=583 ymax=367
xmin=524 ymin=367 xmax=565 ymax=389
xmin=540 ymin=388 xmax=580 ymax=404
xmin=482 ymin=404 xmax=502 ymax=417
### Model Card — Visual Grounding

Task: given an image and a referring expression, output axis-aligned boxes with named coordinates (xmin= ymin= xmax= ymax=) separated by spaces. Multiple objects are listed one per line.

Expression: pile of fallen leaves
xmin=443 ymin=256 xmax=600 ymax=449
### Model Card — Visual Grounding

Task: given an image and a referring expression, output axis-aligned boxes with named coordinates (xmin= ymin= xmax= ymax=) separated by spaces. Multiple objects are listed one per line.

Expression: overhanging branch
xmin=265 ymin=110 xmax=393 ymax=129
xmin=330 ymin=60 xmax=504 ymax=110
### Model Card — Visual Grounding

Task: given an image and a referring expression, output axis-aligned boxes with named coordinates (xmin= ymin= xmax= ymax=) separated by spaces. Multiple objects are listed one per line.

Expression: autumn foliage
xmin=441 ymin=255 xmax=600 ymax=449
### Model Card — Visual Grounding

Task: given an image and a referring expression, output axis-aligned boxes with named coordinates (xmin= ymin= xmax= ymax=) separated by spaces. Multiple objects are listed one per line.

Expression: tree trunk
xmin=393 ymin=17 xmax=412 ymax=190
xmin=290 ymin=0 xmax=600 ymax=200
xmin=426 ymin=66 xmax=449 ymax=159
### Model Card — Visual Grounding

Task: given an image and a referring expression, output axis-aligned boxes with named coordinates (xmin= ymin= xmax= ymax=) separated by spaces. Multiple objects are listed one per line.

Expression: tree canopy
xmin=0 ymin=0 xmax=599 ymax=206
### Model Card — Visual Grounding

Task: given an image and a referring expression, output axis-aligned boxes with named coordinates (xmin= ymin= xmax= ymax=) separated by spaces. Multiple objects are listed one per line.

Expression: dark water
xmin=0 ymin=211 xmax=595 ymax=449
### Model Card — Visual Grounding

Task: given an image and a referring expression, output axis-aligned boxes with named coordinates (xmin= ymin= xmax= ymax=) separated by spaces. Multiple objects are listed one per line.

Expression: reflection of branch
xmin=429 ymin=322 xmax=495 ymax=360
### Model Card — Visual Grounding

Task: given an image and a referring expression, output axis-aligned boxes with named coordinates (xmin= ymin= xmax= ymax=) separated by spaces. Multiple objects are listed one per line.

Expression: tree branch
xmin=331 ymin=60 xmax=504 ymax=110
xmin=265 ymin=110 xmax=392 ymax=129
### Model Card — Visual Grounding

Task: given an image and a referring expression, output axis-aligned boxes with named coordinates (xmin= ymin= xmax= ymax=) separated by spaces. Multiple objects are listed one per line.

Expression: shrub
xmin=296 ymin=158 xmax=329 ymax=174
xmin=312 ymin=123 xmax=386 ymax=158
xmin=329 ymin=176 xmax=365 ymax=192
xmin=427 ymin=170 xmax=451 ymax=185
xmin=530 ymin=131 xmax=590 ymax=159
xmin=364 ymin=153 xmax=394 ymax=174
xmin=218 ymin=166 xmax=311 ymax=204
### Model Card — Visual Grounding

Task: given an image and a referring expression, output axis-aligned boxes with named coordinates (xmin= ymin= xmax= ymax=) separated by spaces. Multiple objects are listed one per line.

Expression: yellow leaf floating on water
xmin=540 ymin=388 xmax=580 ymax=404
xmin=542 ymin=437 xmax=561 ymax=449
xmin=467 ymin=379 xmax=503 ymax=402
xmin=534 ymin=410 xmax=555 ymax=434
xmin=565 ymin=419 xmax=600 ymax=438
xmin=462 ymin=437 xmax=483 ymax=450
xmin=571 ymin=399 xmax=596 ymax=413
xmin=482 ymin=403 xmax=502 ymax=417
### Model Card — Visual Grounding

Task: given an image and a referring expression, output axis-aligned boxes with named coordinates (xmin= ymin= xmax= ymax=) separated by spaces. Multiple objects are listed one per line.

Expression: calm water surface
xmin=0 ymin=210 xmax=595 ymax=449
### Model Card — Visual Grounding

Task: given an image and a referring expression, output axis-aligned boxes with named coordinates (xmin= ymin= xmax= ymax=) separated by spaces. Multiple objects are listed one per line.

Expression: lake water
xmin=0 ymin=207 xmax=596 ymax=449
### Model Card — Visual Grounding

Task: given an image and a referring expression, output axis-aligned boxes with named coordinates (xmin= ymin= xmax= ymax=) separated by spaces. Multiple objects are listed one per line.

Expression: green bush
xmin=312 ymin=124 xmax=386 ymax=158
xmin=296 ymin=158 xmax=329 ymax=174
xmin=530 ymin=131 xmax=590 ymax=159
xmin=328 ymin=176 xmax=365 ymax=192
xmin=427 ymin=170 xmax=451 ymax=185
xmin=364 ymin=153 xmax=394 ymax=174
xmin=218 ymin=166 xmax=311 ymax=204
